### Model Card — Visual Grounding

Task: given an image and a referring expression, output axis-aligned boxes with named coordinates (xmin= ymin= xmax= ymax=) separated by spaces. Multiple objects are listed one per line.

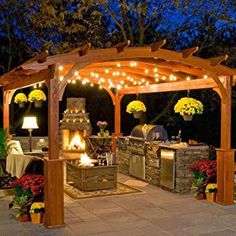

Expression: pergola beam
xmin=114 ymin=40 xmax=130 ymax=53
xmin=118 ymin=78 xmax=217 ymax=95
xmin=3 ymin=68 xmax=53 ymax=91
xmin=150 ymin=39 xmax=166 ymax=52
xmin=180 ymin=47 xmax=199 ymax=58
xmin=209 ymin=55 xmax=228 ymax=66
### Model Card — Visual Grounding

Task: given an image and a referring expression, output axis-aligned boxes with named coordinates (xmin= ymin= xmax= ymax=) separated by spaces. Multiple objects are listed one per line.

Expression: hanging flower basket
xmin=18 ymin=102 xmax=25 ymax=108
xmin=34 ymin=100 xmax=43 ymax=108
xmin=183 ymin=114 xmax=193 ymax=121
xmin=28 ymin=89 xmax=47 ymax=108
xmin=133 ymin=111 xmax=143 ymax=119
xmin=126 ymin=100 xmax=146 ymax=118
xmin=14 ymin=93 xmax=27 ymax=108
xmin=174 ymin=97 xmax=203 ymax=121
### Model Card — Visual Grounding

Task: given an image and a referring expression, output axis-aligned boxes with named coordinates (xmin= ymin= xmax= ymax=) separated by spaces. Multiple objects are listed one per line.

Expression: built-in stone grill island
xmin=116 ymin=125 xmax=209 ymax=194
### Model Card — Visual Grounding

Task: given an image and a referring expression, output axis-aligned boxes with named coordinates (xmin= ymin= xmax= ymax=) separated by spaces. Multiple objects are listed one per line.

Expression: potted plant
xmin=96 ymin=121 xmax=109 ymax=137
xmin=205 ymin=183 xmax=217 ymax=202
xmin=14 ymin=93 xmax=28 ymax=108
xmin=10 ymin=174 xmax=44 ymax=221
xmin=174 ymin=97 xmax=203 ymax=121
xmin=12 ymin=195 xmax=31 ymax=222
xmin=0 ymin=129 xmax=8 ymax=178
xmin=28 ymin=89 xmax=47 ymax=108
xmin=190 ymin=160 xmax=217 ymax=200
xmin=30 ymin=202 xmax=45 ymax=224
xmin=126 ymin=100 xmax=147 ymax=119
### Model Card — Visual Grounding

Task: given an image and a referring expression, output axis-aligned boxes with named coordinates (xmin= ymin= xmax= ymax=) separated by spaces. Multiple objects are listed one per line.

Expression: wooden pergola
xmin=1 ymin=40 xmax=236 ymax=228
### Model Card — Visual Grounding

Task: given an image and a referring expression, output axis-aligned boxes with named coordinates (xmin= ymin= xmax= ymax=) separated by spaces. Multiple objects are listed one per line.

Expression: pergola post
xmin=44 ymin=65 xmax=65 ymax=228
xmin=112 ymin=93 xmax=122 ymax=155
xmin=2 ymin=90 xmax=15 ymax=130
xmin=3 ymin=91 xmax=10 ymax=129
xmin=216 ymin=76 xmax=234 ymax=205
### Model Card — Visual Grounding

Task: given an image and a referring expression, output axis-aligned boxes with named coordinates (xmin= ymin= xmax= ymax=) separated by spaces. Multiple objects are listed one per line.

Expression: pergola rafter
xmin=0 ymin=41 xmax=235 ymax=228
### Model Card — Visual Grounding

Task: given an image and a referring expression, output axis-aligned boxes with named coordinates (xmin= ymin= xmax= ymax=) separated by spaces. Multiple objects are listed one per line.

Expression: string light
xmin=155 ymin=78 xmax=159 ymax=82
xmin=162 ymin=76 xmax=166 ymax=81
xmin=117 ymin=62 xmax=121 ymax=68
xmin=130 ymin=61 xmax=137 ymax=67
xmin=153 ymin=68 xmax=158 ymax=72
xmin=72 ymin=80 xmax=76 ymax=84
xmin=154 ymin=73 xmax=159 ymax=78
xmin=59 ymin=65 xmax=64 ymax=71
xmin=59 ymin=76 xmax=64 ymax=81
xmin=122 ymin=72 xmax=126 ymax=76
xmin=204 ymin=75 xmax=208 ymax=79
xmin=74 ymin=71 xmax=79 ymax=76
xmin=186 ymin=76 xmax=191 ymax=81
xmin=90 ymin=83 xmax=94 ymax=87
xmin=105 ymin=69 xmax=109 ymax=73
xmin=145 ymin=69 xmax=149 ymax=74
xmin=117 ymin=84 xmax=122 ymax=90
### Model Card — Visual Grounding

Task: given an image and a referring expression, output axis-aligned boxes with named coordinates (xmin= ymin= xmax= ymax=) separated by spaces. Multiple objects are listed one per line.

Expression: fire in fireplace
xmin=79 ymin=153 xmax=94 ymax=167
xmin=60 ymin=98 xmax=92 ymax=157
xmin=69 ymin=133 xmax=85 ymax=150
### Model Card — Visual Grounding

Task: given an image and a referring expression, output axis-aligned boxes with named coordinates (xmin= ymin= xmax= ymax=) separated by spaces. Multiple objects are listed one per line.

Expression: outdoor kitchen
xmin=116 ymin=124 xmax=209 ymax=194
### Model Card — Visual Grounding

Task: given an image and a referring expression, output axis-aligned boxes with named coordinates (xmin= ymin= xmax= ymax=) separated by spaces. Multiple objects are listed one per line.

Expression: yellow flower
xmin=174 ymin=97 xmax=203 ymax=115
xmin=14 ymin=93 xmax=27 ymax=104
xmin=28 ymin=89 xmax=47 ymax=102
xmin=30 ymin=202 xmax=45 ymax=213
xmin=126 ymin=100 xmax=147 ymax=113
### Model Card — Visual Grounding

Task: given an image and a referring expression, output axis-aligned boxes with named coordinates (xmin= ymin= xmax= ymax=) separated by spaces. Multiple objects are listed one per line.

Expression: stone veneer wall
xmin=14 ymin=136 xmax=48 ymax=152
xmin=174 ymin=146 xmax=209 ymax=193
xmin=116 ymin=137 xmax=209 ymax=193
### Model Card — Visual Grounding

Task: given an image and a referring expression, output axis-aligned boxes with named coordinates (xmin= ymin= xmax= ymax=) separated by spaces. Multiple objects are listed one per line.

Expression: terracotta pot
xmin=30 ymin=213 xmax=44 ymax=224
xmin=34 ymin=100 xmax=43 ymax=108
xmin=183 ymin=114 xmax=193 ymax=121
xmin=133 ymin=111 xmax=143 ymax=119
xmin=195 ymin=193 xmax=206 ymax=200
xmin=19 ymin=102 xmax=25 ymax=108
xmin=205 ymin=192 xmax=216 ymax=202
xmin=18 ymin=214 xmax=29 ymax=222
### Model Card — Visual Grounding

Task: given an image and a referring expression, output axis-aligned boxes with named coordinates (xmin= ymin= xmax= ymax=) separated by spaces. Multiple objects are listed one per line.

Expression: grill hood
xmin=130 ymin=124 xmax=168 ymax=141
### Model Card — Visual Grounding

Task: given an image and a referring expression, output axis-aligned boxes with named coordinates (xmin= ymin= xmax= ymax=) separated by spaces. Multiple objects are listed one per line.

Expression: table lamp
xmin=22 ymin=116 xmax=39 ymax=152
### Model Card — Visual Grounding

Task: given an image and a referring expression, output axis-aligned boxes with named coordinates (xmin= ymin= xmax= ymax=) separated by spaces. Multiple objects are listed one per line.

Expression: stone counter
xmin=116 ymin=137 xmax=209 ymax=194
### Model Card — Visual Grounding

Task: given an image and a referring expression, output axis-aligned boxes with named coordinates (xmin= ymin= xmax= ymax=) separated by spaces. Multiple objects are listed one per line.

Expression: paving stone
xmin=0 ymin=173 xmax=236 ymax=236
xmin=199 ymin=230 xmax=236 ymax=236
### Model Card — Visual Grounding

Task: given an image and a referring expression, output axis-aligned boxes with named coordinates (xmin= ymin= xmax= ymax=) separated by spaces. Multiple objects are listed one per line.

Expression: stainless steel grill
xmin=130 ymin=124 xmax=168 ymax=141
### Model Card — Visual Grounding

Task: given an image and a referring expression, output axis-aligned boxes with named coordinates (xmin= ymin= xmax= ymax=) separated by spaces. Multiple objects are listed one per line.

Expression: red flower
xmin=10 ymin=174 xmax=44 ymax=198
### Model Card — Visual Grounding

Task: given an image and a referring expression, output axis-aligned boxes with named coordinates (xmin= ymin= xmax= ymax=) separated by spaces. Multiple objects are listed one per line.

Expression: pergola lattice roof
xmin=1 ymin=40 xmax=236 ymax=94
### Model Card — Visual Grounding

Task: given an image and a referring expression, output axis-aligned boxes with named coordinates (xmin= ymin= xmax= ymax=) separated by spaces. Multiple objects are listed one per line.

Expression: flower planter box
xmin=67 ymin=162 xmax=117 ymax=191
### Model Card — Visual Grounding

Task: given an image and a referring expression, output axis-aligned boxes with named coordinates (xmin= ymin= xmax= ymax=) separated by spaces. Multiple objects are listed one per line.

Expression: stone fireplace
xmin=60 ymin=98 xmax=92 ymax=158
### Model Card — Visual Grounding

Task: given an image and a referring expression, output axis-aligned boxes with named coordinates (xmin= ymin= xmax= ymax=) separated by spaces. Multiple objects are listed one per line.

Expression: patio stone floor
xmin=1 ymin=173 xmax=236 ymax=235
